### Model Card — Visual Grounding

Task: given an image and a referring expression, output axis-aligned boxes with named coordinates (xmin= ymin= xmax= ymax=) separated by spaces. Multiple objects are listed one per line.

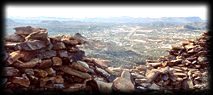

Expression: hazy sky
xmin=6 ymin=4 xmax=208 ymax=20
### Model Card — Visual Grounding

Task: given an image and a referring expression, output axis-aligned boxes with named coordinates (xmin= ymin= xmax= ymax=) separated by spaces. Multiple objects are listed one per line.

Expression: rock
xmin=69 ymin=50 xmax=85 ymax=61
xmin=107 ymin=75 xmax=117 ymax=82
xmin=147 ymin=62 xmax=162 ymax=68
xmin=131 ymin=69 xmax=141 ymax=73
xmin=160 ymin=66 xmax=171 ymax=74
xmin=186 ymin=57 xmax=197 ymax=62
xmin=37 ymin=50 xmax=56 ymax=59
xmin=148 ymin=83 xmax=160 ymax=90
xmin=6 ymin=51 xmax=24 ymax=66
xmin=161 ymin=74 xmax=169 ymax=81
xmin=96 ymin=67 xmax=110 ymax=79
xmin=15 ymin=40 xmax=46 ymax=51
xmin=94 ymin=80 xmax=112 ymax=93
xmin=146 ymin=60 xmax=160 ymax=63
xmin=105 ymin=67 xmax=123 ymax=76
xmin=52 ymin=57 xmax=63 ymax=66
xmin=68 ymin=40 xmax=80 ymax=46
xmin=5 ymin=34 xmax=25 ymax=42
xmin=14 ymin=26 xmax=33 ymax=35
xmin=49 ymin=35 xmax=63 ymax=43
xmin=5 ymin=42 xmax=21 ymax=49
xmin=135 ymin=65 xmax=147 ymax=71
xmin=172 ymin=45 xmax=184 ymax=50
xmin=20 ymin=51 xmax=37 ymax=62
xmin=69 ymin=47 xmax=80 ymax=53
xmin=32 ymin=27 xmax=47 ymax=32
xmin=3 ymin=67 xmax=20 ymax=77
xmin=40 ymin=75 xmax=64 ymax=87
xmin=162 ymin=79 xmax=170 ymax=86
xmin=140 ymin=83 xmax=152 ymax=88
xmin=39 ymin=59 xmax=53 ymax=68
xmin=63 ymin=83 xmax=85 ymax=92
xmin=192 ymin=71 xmax=202 ymax=78
xmin=70 ymin=36 xmax=83 ymax=45
xmin=11 ymin=76 xmax=30 ymax=87
xmin=170 ymin=59 xmax=182 ymax=64
xmin=120 ymin=70 xmax=131 ymax=80
xmin=23 ymin=69 xmax=34 ymax=75
xmin=112 ymin=70 xmax=134 ymax=92
xmin=45 ymin=68 xmax=56 ymax=76
xmin=34 ymin=69 xmax=48 ymax=78
xmin=46 ymin=41 xmax=54 ymax=50
xmin=162 ymin=62 xmax=168 ymax=67
xmin=53 ymin=84 xmax=65 ymax=89
xmin=65 ymin=39 xmax=79 ymax=46
xmin=60 ymin=66 xmax=91 ymax=79
xmin=64 ymin=75 xmax=84 ymax=83
xmin=53 ymin=75 xmax=64 ymax=84
xmin=198 ymin=56 xmax=207 ymax=62
xmin=25 ymin=29 xmax=48 ymax=41
xmin=131 ymin=72 xmax=145 ymax=79
xmin=146 ymin=69 xmax=161 ymax=82
xmin=186 ymin=80 xmax=194 ymax=89
xmin=112 ymin=77 xmax=134 ymax=92
xmin=70 ymin=61 xmax=89 ymax=72
xmin=27 ymin=75 xmax=39 ymax=83
xmin=53 ymin=42 xmax=66 ymax=50
xmin=173 ymin=72 xmax=187 ymax=78
xmin=14 ymin=58 xmax=40 ymax=68
xmin=136 ymin=86 xmax=146 ymax=90
xmin=184 ymin=43 xmax=195 ymax=51
xmin=92 ymin=58 xmax=111 ymax=69
xmin=181 ymin=40 xmax=190 ymax=46
xmin=182 ymin=59 xmax=191 ymax=65
xmin=58 ymin=50 xmax=68 ymax=58
xmin=49 ymin=35 xmax=81 ymax=46
xmin=82 ymin=57 xmax=94 ymax=63
xmin=135 ymin=79 xmax=147 ymax=84
xmin=88 ymin=68 xmax=96 ymax=75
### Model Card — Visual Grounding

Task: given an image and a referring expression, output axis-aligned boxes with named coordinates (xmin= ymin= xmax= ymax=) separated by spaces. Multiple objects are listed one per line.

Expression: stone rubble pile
xmin=131 ymin=31 xmax=210 ymax=91
xmin=2 ymin=26 xmax=210 ymax=93
xmin=2 ymin=26 xmax=118 ymax=92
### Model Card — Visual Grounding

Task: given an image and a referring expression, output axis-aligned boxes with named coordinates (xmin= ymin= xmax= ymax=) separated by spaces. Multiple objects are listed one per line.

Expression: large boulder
xmin=112 ymin=71 xmax=134 ymax=92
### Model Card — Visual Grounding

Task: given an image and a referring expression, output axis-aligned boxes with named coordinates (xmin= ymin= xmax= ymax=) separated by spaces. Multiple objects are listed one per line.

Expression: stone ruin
xmin=2 ymin=26 xmax=210 ymax=94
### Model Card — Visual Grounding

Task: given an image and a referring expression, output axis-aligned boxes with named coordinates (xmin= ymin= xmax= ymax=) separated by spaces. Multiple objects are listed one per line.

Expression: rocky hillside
xmin=2 ymin=26 xmax=210 ymax=94
xmin=74 ymin=33 xmax=147 ymax=67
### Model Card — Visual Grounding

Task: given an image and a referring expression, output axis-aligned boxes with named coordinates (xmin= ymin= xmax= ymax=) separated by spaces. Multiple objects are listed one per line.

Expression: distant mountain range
xmin=6 ymin=16 xmax=206 ymax=24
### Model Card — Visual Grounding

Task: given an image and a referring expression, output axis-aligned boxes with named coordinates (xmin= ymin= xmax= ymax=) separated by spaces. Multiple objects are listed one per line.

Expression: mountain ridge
xmin=7 ymin=16 xmax=205 ymax=23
